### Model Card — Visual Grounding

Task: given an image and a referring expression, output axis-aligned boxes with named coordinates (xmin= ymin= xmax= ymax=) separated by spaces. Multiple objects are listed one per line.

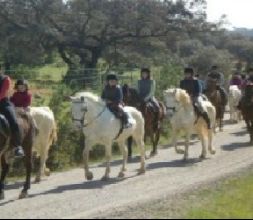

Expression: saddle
xmin=0 ymin=114 xmax=10 ymax=138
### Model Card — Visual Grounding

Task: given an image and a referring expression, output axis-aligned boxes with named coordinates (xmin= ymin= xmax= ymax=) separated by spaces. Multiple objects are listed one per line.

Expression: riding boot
xmin=12 ymin=131 xmax=25 ymax=158
xmin=201 ymin=112 xmax=211 ymax=130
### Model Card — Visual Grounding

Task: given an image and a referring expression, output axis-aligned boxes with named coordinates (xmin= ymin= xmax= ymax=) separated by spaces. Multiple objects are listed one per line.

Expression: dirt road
xmin=0 ymin=119 xmax=253 ymax=219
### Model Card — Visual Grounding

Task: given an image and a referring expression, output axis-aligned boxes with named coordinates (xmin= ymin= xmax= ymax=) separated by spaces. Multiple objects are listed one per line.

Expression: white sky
xmin=206 ymin=0 xmax=253 ymax=29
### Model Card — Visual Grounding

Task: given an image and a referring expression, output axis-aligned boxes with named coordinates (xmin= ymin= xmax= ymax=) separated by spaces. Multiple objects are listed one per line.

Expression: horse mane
xmin=175 ymin=89 xmax=192 ymax=106
xmin=75 ymin=92 xmax=102 ymax=103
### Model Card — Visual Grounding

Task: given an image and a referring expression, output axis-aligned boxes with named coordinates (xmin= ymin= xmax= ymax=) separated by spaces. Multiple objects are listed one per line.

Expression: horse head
xmin=163 ymin=89 xmax=191 ymax=117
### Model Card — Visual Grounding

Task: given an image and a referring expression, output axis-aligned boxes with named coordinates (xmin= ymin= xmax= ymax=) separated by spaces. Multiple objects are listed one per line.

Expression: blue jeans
xmin=0 ymin=99 xmax=22 ymax=147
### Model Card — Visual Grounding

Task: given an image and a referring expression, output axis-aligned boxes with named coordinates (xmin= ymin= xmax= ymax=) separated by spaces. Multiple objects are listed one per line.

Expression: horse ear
xmin=66 ymin=96 xmax=75 ymax=102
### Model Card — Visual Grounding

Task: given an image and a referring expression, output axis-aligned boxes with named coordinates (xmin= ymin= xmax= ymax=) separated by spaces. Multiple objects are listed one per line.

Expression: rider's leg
xmin=0 ymin=103 xmax=24 ymax=157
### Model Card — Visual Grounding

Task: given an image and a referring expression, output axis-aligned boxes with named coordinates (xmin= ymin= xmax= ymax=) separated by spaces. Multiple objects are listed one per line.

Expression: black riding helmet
xmin=106 ymin=74 xmax=118 ymax=81
xmin=15 ymin=79 xmax=29 ymax=90
xmin=184 ymin=67 xmax=195 ymax=75
xmin=141 ymin=67 xmax=151 ymax=79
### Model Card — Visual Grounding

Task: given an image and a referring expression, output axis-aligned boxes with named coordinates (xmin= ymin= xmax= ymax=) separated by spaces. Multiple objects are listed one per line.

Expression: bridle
xmin=72 ymin=100 xmax=106 ymax=128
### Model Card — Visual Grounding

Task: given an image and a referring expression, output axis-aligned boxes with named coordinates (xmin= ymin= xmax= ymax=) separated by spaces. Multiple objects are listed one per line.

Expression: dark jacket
xmin=180 ymin=79 xmax=201 ymax=97
xmin=101 ymin=85 xmax=123 ymax=105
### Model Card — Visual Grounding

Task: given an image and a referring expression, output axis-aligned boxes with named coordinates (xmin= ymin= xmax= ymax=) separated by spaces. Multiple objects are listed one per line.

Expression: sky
xmin=206 ymin=0 xmax=253 ymax=29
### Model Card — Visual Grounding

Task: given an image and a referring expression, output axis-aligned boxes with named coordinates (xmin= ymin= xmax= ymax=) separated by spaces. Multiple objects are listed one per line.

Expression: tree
xmin=0 ymin=0 xmax=212 ymax=82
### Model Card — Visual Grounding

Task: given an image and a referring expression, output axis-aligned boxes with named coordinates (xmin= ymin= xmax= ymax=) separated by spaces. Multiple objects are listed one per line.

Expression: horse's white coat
xmin=71 ymin=92 xmax=146 ymax=180
xmin=30 ymin=107 xmax=57 ymax=182
xmin=163 ymin=89 xmax=216 ymax=160
xmin=229 ymin=85 xmax=242 ymax=123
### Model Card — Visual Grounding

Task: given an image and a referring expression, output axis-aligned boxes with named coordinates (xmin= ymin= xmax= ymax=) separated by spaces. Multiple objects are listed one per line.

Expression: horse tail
xmin=50 ymin=121 xmax=58 ymax=145
xmin=159 ymin=102 xmax=167 ymax=120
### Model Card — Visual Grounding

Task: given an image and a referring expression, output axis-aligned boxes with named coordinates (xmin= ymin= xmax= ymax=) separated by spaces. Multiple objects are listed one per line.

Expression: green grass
xmin=185 ymin=173 xmax=253 ymax=219
xmin=34 ymin=63 xmax=68 ymax=81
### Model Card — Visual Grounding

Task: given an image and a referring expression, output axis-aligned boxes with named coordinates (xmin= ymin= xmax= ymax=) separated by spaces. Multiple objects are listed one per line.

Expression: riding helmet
xmin=184 ymin=67 xmax=194 ymax=75
xmin=15 ymin=79 xmax=29 ymax=90
xmin=106 ymin=74 xmax=118 ymax=81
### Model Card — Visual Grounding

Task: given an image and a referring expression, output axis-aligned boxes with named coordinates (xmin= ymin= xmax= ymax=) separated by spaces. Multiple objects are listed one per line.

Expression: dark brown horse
xmin=0 ymin=109 xmax=36 ymax=200
xmin=238 ymin=85 xmax=253 ymax=143
xmin=205 ymin=79 xmax=226 ymax=131
xmin=123 ymin=85 xmax=166 ymax=157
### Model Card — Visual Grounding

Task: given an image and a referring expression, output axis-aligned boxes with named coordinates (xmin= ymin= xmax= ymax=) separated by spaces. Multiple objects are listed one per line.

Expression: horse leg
xmin=0 ymin=155 xmax=9 ymax=200
xmin=83 ymin=140 xmax=93 ymax=181
xmin=134 ymin=135 xmax=146 ymax=175
xmin=208 ymin=128 xmax=216 ymax=155
xmin=183 ymin=133 xmax=190 ymax=161
xmin=151 ymin=129 xmax=160 ymax=157
xmin=199 ymin=131 xmax=208 ymax=160
xmin=118 ymin=141 xmax=128 ymax=178
xmin=150 ymin=133 xmax=157 ymax=157
xmin=127 ymin=137 xmax=133 ymax=159
xmin=101 ymin=143 xmax=112 ymax=181
xmin=19 ymin=147 xmax=33 ymax=199
xmin=172 ymin=130 xmax=184 ymax=154
xmin=35 ymin=152 xmax=48 ymax=183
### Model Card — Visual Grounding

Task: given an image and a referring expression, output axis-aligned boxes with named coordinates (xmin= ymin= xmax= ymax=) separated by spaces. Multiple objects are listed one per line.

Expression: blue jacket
xmin=180 ymin=79 xmax=201 ymax=97
xmin=101 ymin=85 xmax=123 ymax=104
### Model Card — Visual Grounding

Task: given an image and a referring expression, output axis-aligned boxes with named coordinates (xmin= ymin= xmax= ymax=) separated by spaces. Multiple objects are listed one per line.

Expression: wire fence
xmin=7 ymin=67 xmax=142 ymax=91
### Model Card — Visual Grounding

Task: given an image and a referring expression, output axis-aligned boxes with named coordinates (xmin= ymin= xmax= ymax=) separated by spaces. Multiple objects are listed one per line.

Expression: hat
xmin=15 ymin=79 xmax=29 ymax=90
xmin=141 ymin=68 xmax=151 ymax=74
xmin=106 ymin=74 xmax=118 ymax=81
xmin=184 ymin=67 xmax=194 ymax=75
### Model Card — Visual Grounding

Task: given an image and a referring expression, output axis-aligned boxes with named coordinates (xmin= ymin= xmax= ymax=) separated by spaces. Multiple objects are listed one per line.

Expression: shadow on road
xmin=28 ymin=174 xmax=140 ymax=199
xmin=147 ymin=158 xmax=203 ymax=170
xmin=222 ymin=142 xmax=252 ymax=151
xmin=230 ymin=130 xmax=248 ymax=137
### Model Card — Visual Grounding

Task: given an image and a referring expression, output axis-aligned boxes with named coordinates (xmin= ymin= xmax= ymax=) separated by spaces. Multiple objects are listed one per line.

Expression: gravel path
xmin=0 ymin=119 xmax=252 ymax=219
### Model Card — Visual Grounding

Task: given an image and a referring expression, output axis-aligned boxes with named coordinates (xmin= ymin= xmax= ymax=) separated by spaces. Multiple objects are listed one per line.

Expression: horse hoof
xmin=45 ymin=169 xmax=51 ymax=177
xmin=19 ymin=191 xmax=28 ymax=200
xmin=118 ymin=172 xmax=125 ymax=178
xmin=86 ymin=172 xmax=94 ymax=181
xmin=0 ymin=192 xmax=5 ymax=200
xmin=176 ymin=149 xmax=185 ymax=155
xmin=101 ymin=176 xmax=110 ymax=181
xmin=34 ymin=177 xmax=41 ymax=184
xmin=210 ymin=150 xmax=216 ymax=155
xmin=183 ymin=157 xmax=189 ymax=162
xmin=150 ymin=151 xmax=158 ymax=157
xmin=138 ymin=168 xmax=146 ymax=175
xmin=200 ymin=155 xmax=207 ymax=160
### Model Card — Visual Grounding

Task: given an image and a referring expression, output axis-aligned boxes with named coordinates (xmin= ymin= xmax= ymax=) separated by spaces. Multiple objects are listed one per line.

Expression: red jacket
xmin=11 ymin=91 xmax=32 ymax=108
xmin=0 ymin=76 xmax=11 ymax=101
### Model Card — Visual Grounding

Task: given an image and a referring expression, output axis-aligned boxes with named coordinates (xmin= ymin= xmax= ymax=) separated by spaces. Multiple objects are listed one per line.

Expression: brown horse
xmin=205 ymin=79 xmax=226 ymax=131
xmin=123 ymin=85 xmax=166 ymax=157
xmin=0 ymin=109 xmax=36 ymax=200
xmin=238 ymin=85 xmax=253 ymax=143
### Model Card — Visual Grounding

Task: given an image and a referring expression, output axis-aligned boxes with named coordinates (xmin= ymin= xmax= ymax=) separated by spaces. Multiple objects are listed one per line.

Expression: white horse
xmin=163 ymin=89 xmax=216 ymax=160
xmin=70 ymin=92 xmax=146 ymax=181
xmin=229 ymin=85 xmax=242 ymax=123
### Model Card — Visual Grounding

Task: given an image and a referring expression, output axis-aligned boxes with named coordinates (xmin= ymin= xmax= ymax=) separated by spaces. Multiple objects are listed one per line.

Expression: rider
xmin=180 ymin=67 xmax=211 ymax=129
xmin=102 ymin=74 xmax=132 ymax=129
xmin=11 ymin=79 xmax=32 ymax=109
xmin=207 ymin=65 xmax=228 ymax=105
xmin=230 ymin=72 xmax=243 ymax=89
xmin=137 ymin=68 xmax=160 ymax=119
xmin=0 ymin=66 xmax=24 ymax=157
